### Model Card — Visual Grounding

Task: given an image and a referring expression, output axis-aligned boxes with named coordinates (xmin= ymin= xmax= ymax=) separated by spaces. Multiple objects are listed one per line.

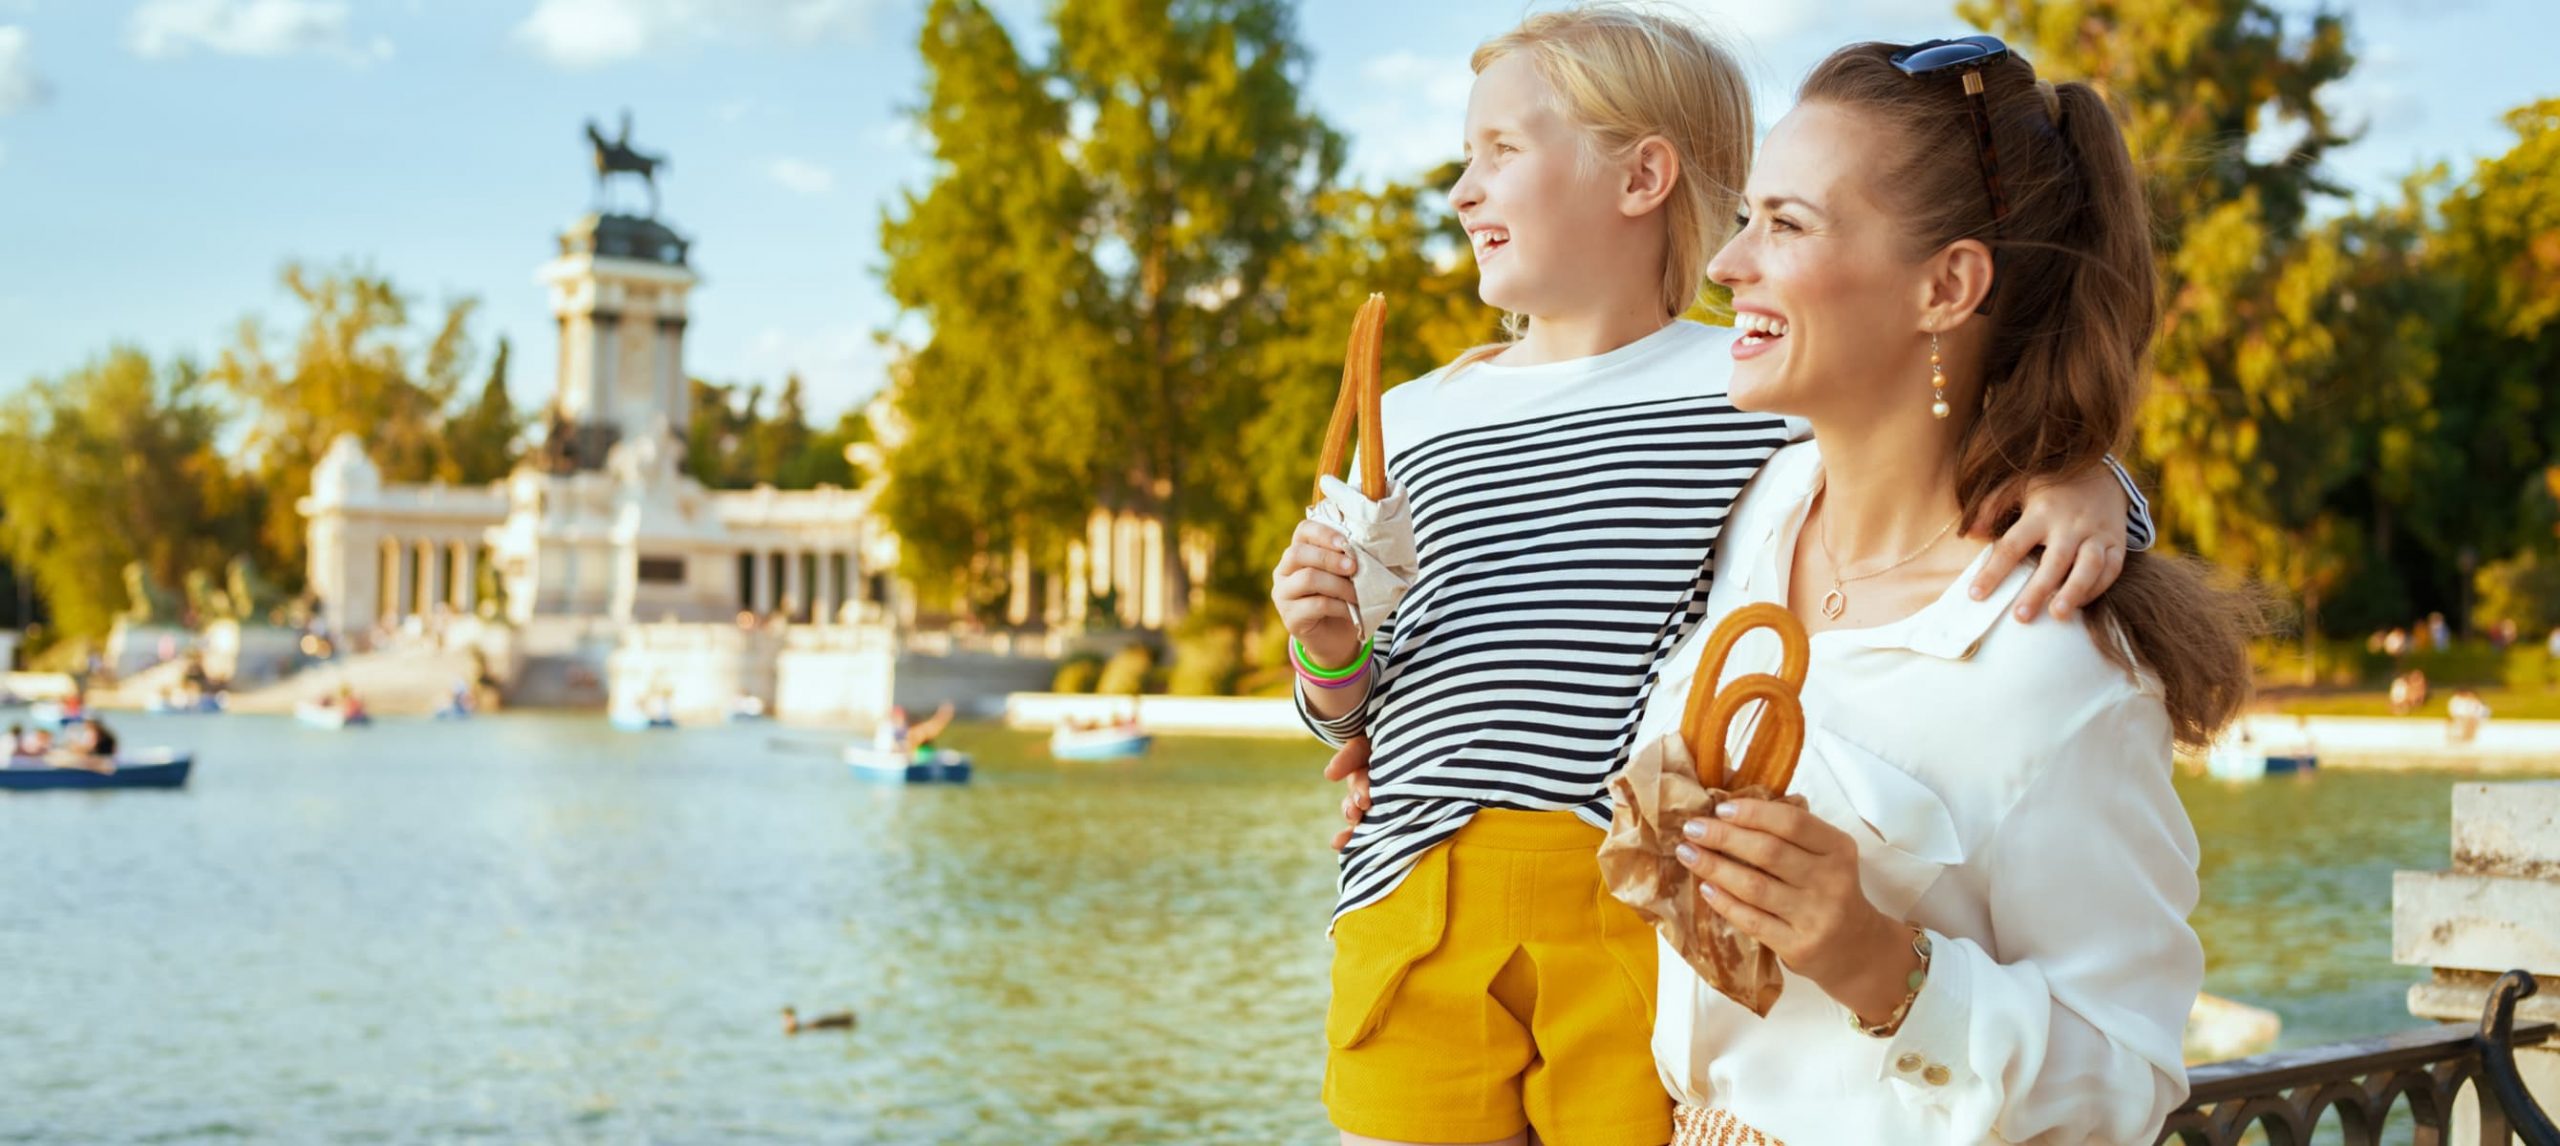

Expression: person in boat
xmin=5 ymin=722 xmax=26 ymax=756
xmin=876 ymin=702 xmax=957 ymax=754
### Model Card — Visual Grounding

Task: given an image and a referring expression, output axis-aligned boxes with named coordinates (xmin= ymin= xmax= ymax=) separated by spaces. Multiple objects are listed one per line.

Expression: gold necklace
xmin=1814 ymin=498 xmax=1963 ymax=621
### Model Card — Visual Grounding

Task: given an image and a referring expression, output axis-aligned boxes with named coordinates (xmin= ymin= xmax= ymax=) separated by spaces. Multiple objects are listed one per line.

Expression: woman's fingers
xmin=1698 ymin=873 xmax=1793 ymax=947
xmin=1680 ymin=818 xmax=1813 ymax=886
xmin=1322 ymin=734 xmax=1372 ymax=782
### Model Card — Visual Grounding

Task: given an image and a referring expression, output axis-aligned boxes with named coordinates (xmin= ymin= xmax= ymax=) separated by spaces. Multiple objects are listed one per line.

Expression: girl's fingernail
xmin=1715 ymin=802 xmax=1739 ymax=819
xmin=1339 ymin=559 xmax=1355 ymax=573
xmin=1682 ymin=820 xmax=1708 ymax=841
xmin=1970 ymin=584 xmax=1988 ymax=600
xmin=1699 ymin=882 xmax=1720 ymax=900
xmin=1675 ymin=843 xmax=1700 ymax=865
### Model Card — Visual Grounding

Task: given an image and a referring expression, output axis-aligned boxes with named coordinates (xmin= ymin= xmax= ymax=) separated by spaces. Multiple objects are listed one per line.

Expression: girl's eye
xmin=1733 ymin=211 xmax=1751 ymax=229
xmin=1495 ymin=143 xmax=1519 ymax=155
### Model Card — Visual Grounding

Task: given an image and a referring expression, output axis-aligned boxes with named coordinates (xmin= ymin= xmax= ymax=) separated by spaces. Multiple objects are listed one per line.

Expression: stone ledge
xmin=2395 ymin=871 xmax=2560 ymax=973
xmin=2455 ymin=781 xmax=2560 ymax=878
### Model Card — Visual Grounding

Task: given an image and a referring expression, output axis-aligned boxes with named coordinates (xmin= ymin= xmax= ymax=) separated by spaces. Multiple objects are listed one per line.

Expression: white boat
xmin=843 ymin=744 xmax=972 ymax=784
xmin=609 ymin=710 xmax=677 ymax=731
xmin=295 ymin=702 xmax=370 ymax=729
xmin=1049 ymin=725 xmax=1153 ymax=761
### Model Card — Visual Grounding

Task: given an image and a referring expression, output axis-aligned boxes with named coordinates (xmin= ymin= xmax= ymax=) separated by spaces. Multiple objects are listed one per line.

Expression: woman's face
xmin=1446 ymin=54 xmax=1636 ymax=318
xmin=1708 ymin=101 xmax=1934 ymax=420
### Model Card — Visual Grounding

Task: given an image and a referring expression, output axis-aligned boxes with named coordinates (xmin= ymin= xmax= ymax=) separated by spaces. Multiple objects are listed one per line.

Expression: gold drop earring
xmin=1929 ymin=332 xmax=1950 ymax=420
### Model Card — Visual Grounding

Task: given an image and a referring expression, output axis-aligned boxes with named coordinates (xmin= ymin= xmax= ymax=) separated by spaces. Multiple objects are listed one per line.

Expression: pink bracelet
xmin=1296 ymin=660 xmax=1369 ymax=689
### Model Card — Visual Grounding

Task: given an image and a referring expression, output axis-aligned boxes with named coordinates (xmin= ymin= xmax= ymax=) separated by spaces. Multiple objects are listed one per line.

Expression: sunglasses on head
xmin=1890 ymin=35 xmax=2010 ymax=315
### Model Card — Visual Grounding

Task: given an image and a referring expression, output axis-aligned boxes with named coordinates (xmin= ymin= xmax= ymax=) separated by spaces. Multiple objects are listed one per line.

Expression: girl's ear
xmin=1619 ymin=135 xmax=1680 ymax=218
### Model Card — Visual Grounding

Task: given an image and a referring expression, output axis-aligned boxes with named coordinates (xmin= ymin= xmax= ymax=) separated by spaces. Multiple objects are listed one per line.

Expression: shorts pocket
xmin=1326 ymin=845 xmax=1452 ymax=1050
xmin=1593 ymin=877 xmax=1659 ymax=1021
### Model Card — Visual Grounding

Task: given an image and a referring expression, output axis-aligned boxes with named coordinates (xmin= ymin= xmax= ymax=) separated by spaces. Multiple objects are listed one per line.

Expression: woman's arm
xmin=1875 ymin=696 xmax=2201 ymax=1144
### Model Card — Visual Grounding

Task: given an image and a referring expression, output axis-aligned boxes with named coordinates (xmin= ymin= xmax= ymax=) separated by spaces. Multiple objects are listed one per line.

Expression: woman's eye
xmin=1768 ymin=216 xmax=1800 ymax=233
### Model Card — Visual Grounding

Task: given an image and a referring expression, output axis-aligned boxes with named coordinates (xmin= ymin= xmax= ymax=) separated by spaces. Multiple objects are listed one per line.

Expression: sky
xmin=0 ymin=0 xmax=2552 ymax=421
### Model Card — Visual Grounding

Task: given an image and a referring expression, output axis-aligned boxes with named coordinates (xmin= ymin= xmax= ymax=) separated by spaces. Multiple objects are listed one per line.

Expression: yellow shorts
xmin=1323 ymin=810 xmax=1670 ymax=1145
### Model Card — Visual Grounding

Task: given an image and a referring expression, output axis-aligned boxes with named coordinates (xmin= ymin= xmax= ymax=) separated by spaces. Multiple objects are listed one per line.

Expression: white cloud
xmin=767 ymin=156 xmax=835 ymax=195
xmin=127 ymin=0 xmax=391 ymax=63
xmin=0 ymin=25 xmax=50 ymax=114
xmin=513 ymin=0 xmax=884 ymax=69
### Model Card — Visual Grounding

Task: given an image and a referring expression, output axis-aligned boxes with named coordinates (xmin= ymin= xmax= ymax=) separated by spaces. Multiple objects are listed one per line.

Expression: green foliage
xmin=1051 ymin=652 xmax=1105 ymax=694
xmin=1094 ymin=642 xmax=1157 ymax=696
xmin=2474 ymin=548 xmax=2560 ymax=635
xmin=447 ymin=335 xmax=525 ymax=484
xmin=880 ymin=0 xmax=1392 ymax=620
xmin=683 ymin=378 xmax=872 ymax=490
xmin=0 ymin=348 xmax=260 ymax=640
xmin=210 ymin=262 xmax=479 ymax=588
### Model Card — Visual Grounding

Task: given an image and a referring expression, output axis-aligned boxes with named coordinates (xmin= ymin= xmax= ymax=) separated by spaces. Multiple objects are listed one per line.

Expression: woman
xmin=1639 ymin=37 xmax=2255 ymax=1145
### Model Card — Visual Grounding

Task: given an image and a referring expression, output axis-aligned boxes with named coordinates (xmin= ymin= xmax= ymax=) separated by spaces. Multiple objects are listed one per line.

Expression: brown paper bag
xmin=1599 ymin=603 xmax=1810 ymax=1017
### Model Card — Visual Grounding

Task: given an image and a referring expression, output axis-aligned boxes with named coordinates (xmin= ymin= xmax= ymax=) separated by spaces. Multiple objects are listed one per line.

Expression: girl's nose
xmin=1446 ymin=161 xmax=1484 ymax=214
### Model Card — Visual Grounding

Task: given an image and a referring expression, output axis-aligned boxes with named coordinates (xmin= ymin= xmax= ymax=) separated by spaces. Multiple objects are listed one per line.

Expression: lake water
xmin=0 ymin=713 xmax=2540 ymax=1143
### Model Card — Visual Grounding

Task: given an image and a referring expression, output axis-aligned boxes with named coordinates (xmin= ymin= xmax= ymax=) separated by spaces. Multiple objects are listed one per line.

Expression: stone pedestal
xmin=2394 ymin=781 xmax=2560 ymax=1143
xmin=202 ymin=621 xmax=306 ymax=687
xmin=102 ymin=621 xmax=192 ymax=681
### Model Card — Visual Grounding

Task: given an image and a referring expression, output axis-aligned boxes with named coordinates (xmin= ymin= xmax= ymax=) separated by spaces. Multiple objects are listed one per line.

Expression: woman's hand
xmin=1678 ymin=799 xmax=1916 ymax=1022
xmin=1969 ymin=467 xmax=2131 ymax=623
xmin=1272 ymin=519 xmax=1365 ymax=669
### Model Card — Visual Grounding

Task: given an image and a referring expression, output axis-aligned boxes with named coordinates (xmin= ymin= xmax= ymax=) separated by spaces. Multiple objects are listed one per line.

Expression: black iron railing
xmin=2158 ymin=971 xmax=2557 ymax=1146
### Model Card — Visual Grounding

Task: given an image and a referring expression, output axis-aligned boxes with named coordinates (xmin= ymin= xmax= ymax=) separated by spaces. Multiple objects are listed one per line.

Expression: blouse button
xmin=1923 ymin=1064 xmax=1952 ymax=1086
xmin=1895 ymin=1053 xmax=1924 ymax=1074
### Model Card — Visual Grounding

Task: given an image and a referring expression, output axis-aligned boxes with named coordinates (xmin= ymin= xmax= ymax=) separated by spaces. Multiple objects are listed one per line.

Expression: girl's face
xmin=1708 ymin=101 xmax=1935 ymax=420
xmin=1447 ymin=54 xmax=1644 ymax=319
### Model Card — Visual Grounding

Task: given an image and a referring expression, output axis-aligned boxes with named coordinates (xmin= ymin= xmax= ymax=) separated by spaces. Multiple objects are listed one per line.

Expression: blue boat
xmin=843 ymin=744 xmax=973 ymax=784
xmin=0 ymin=749 xmax=193 ymax=791
xmin=609 ymin=711 xmax=677 ymax=731
xmin=1049 ymin=726 xmax=1154 ymax=761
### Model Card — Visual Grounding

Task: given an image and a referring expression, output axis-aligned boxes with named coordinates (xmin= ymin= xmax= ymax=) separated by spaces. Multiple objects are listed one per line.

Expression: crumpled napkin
xmin=1307 ymin=473 xmax=1418 ymax=639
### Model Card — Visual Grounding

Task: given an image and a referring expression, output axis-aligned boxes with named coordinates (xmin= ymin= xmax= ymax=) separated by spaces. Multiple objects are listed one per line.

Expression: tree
xmin=880 ymin=0 xmax=1343 ymax=622
xmin=878 ymin=0 xmax=1113 ymax=612
xmin=448 ymin=335 xmax=525 ymax=483
xmin=747 ymin=374 xmax=815 ymax=486
xmin=210 ymin=263 xmax=476 ymax=588
xmin=0 ymin=348 xmax=259 ymax=640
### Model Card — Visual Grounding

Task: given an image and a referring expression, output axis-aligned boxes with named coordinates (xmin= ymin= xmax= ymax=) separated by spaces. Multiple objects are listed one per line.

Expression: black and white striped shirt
xmin=1303 ymin=321 xmax=1793 ymax=922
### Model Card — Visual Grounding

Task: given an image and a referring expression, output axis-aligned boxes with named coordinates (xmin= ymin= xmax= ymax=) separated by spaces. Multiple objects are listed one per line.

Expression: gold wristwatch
xmin=1852 ymin=927 xmax=1933 ymax=1039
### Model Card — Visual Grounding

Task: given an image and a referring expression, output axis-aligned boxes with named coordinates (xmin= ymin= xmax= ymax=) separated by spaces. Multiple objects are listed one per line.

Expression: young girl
xmin=1268 ymin=10 xmax=2148 ymax=1145
xmin=1638 ymin=37 xmax=2251 ymax=1144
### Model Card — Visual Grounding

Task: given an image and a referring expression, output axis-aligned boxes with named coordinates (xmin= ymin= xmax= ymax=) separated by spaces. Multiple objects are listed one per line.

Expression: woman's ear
xmin=1919 ymin=238 xmax=1996 ymax=328
xmin=1618 ymin=136 xmax=1681 ymax=218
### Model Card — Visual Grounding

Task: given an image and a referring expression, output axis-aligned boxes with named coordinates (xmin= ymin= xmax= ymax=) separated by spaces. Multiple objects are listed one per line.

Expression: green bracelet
xmin=1291 ymin=637 xmax=1373 ymax=680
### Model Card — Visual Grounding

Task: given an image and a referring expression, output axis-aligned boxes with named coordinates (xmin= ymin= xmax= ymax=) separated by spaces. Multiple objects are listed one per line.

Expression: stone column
xmin=2394 ymin=780 xmax=2560 ymax=1143
xmin=384 ymin=537 xmax=410 ymax=624
xmin=753 ymin=549 xmax=777 ymax=616
xmin=819 ymin=550 xmax=843 ymax=626
xmin=783 ymin=548 xmax=805 ymax=622
xmin=455 ymin=543 xmax=478 ymax=613
xmin=418 ymin=540 xmax=443 ymax=614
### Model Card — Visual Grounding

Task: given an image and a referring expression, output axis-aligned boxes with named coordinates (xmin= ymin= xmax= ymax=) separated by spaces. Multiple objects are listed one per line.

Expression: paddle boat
xmin=609 ymin=709 xmax=677 ymax=731
xmin=843 ymin=743 xmax=973 ymax=784
xmin=2204 ymin=732 xmax=2316 ymax=781
xmin=146 ymin=692 xmax=227 ymax=715
xmin=295 ymin=701 xmax=371 ymax=729
xmin=0 ymin=748 xmax=193 ymax=791
xmin=1049 ymin=723 xmax=1153 ymax=761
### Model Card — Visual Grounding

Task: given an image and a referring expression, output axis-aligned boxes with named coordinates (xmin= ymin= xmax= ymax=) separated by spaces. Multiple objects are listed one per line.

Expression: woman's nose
xmin=1707 ymin=230 xmax=1753 ymax=287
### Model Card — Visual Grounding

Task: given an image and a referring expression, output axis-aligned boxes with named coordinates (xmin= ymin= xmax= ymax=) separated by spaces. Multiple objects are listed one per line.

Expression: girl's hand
xmin=1272 ymin=519 xmax=1364 ymax=668
xmin=1677 ymin=799 xmax=1912 ymax=1019
xmin=1970 ymin=468 xmax=2131 ymax=622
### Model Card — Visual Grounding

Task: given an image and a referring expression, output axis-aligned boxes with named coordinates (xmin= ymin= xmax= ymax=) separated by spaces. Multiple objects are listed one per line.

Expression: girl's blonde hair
xmin=1455 ymin=4 xmax=1753 ymax=366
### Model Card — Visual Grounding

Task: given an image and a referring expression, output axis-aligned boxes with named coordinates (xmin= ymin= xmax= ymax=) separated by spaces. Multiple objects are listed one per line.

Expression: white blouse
xmin=1642 ymin=443 xmax=2203 ymax=1145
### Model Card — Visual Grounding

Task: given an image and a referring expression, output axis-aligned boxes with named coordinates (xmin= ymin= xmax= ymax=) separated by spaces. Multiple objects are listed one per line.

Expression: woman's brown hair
xmin=1801 ymin=42 xmax=2257 ymax=748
